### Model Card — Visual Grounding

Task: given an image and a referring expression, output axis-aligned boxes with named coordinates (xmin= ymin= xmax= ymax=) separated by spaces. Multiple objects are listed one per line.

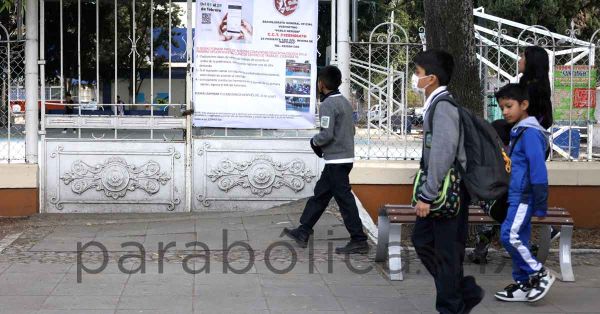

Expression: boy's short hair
xmin=318 ymin=66 xmax=342 ymax=90
xmin=495 ymin=83 xmax=529 ymax=103
xmin=413 ymin=49 xmax=454 ymax=86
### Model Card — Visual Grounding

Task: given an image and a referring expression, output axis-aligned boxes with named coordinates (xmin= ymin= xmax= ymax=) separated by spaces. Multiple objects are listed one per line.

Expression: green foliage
xmin=474 ymin=0 xmax=599 ymax=39
xmin=43 ymin=0 xmax=182 ymax=95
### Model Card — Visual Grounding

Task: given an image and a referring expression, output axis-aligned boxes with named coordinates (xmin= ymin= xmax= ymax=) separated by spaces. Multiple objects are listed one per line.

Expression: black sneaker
xmin=335 ymin=240 xmax=369 ymax=254
xmin=462 ymin=276 xmax=485 ymax=313
xmin=495 ymin=282 xmax=532 ymax=302
xmin=528 ymin=268 xmax=556 ymax=302
xmin=282 ymin=227 xmax=309 ymax=248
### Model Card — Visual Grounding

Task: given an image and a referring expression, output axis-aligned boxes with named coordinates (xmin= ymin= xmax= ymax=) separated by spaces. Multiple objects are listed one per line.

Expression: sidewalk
xmin=0 ymin=200 xmax=599 ymax=314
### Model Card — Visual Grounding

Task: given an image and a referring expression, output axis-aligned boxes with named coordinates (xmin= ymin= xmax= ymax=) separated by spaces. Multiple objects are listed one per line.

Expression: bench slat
xmin=384 ymin=207 xmax=571 ymax=218
xmin=384 ymin=204 xmax=567 ymax=212
xmin=387 ymin=215 xmax=573 ymax=225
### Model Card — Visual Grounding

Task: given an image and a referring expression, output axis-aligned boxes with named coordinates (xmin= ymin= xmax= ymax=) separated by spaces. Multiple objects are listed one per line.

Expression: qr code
xmin=201 ymin=13 xmax=211 ymax=24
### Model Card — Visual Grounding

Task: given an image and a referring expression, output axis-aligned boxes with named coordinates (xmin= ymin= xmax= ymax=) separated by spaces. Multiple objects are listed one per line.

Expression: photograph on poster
xmin=285 ymin=96 xmax=311 ymax=112
xmin=285 ymin=60 xmax=311 ymax=77
xmin=285 ymin=78 xmax=311 ymax=95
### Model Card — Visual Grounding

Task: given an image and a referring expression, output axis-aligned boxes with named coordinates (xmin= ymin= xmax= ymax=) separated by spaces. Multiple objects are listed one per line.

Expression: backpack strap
xmin=509 ymin=127 xmax=551 ymax=159
xmin=509 ymin=128 xmax=527 ymax=158
xmin=426 ymin=91 xmax=456 ymax=129
xmin=421 ymin=91 xmax=461 ymax=171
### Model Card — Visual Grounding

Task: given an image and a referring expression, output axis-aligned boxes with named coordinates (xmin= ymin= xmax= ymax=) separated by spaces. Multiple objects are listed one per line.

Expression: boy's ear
xmin=521 ymin=100 xmax=530 ymax=111
xmin=430 ymin=74 xmax=439 ymax=86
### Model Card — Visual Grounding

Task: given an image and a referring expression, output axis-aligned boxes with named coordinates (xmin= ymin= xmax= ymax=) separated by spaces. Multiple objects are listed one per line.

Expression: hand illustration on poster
xmin=197 ymin=0 xmax=254 ymax=44
xmin=218 ymin=13 xmax=253 ymax=42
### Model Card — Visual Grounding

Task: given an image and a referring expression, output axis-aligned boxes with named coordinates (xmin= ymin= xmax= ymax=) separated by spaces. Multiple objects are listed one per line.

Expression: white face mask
xmin=411 ymin=73 xmax=431 ymax=94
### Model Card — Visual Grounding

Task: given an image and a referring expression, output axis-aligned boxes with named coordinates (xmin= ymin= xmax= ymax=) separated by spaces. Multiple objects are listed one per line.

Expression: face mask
xmin=411 ymin=73 xmax=431 ymax=93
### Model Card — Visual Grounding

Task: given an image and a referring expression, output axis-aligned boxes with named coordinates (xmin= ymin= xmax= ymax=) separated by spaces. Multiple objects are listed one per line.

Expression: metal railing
xmin=0 ymin=24 xmax=26 ymax=163
xmin=350 ymin=16 xmax=600 ymax=162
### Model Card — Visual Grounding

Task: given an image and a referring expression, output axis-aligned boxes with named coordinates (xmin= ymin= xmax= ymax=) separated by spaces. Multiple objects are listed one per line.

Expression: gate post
xmin=336 ymin=0 xmax=351 ymax=98
xmin=25 ymin=0 xmax=39 ymax=163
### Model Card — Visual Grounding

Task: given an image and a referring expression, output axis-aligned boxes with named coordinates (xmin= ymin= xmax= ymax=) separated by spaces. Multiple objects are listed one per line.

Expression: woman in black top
xmin=518 ymin=46 xmax=553 ymax=129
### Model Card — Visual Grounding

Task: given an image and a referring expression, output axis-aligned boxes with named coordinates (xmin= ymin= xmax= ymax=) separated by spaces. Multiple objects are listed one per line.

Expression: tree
xmin=43 ymin=0 xmax=182 ymax=102
xmin=423 ymin=0 xmax=483 ymax=115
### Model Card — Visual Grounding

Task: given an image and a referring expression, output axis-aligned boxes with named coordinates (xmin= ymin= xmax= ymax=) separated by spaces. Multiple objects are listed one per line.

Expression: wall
xmin=0 ymin=164 xmax=38 ymax=216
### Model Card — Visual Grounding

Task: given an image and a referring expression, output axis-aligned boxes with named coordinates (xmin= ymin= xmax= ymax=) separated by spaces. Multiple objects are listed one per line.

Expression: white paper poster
xmin=193 ymin=0 xmax=318 ymax=129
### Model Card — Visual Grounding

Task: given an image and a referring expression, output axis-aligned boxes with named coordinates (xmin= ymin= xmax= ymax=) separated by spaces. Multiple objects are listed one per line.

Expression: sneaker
xmin=61 ymin=129 xmax=67 ymax=134
xmin=282 ymin=227 xmax=309 ymax=248
xmin=495 ymin=282 xmax=532 ymax=302
xmin=528 ymin=268 xmax=555 ymax=302
xmin=462 ymin=276 xmax=485 ymax=313
xmin=72 ymin=129 xmax=77 ymax=134
xmin=334 ymin=240 xmax=369 ymax=254
xmin=550 ymin=227 xmax=561 ymax=242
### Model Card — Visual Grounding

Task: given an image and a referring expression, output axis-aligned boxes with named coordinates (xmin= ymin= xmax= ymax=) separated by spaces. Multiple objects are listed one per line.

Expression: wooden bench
xmin=375 ymin=204 xmax=575 ymax=282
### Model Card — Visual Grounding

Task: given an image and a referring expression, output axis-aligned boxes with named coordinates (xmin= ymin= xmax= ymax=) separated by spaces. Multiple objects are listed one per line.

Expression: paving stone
xmin=123 ymin=274 xmax=194 ymax=296
xmin=337 ymin=296 xmax=419 ymax=314
xmin=193 ymin=296 xmax=268 ymax=313
xmin=0 ymin=273 xmax=65 ymax=296
xmin=41 ymin=295 xmax=119 ymax=310
xmin=52 ymin=273 xmax=128 ymax=296
xmin=29 ymin=237 xmax=95 ymax=252
xmin=37 ymin=310 xmax=114 ymax=314
xmin=0 ymin=263 xmax=12 ymax=274
xmin=146 ymin=221 xmax=195 ymax=235
xmin=267 ymin=296 xmax=343 ymax=312
xmin=0 ymin=296 xmax=46 ymax=312
xmin=6 ymin=262 xmax=71 ymax=274
xmin=117 ymin=295 xmax=193 ymax=312
xmin=329 ymin=284 xmax=402 ymax=299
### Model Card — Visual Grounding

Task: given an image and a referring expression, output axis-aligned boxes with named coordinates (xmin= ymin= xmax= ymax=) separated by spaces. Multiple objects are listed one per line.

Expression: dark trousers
xmin=299 ymin=163 xmax=367 ymax=242
xmin=411 ymin=185 xmax=476 ymax=314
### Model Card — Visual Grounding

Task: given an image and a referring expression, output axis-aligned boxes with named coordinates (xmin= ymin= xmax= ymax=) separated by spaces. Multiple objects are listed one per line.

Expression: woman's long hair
xmin=519 ymin=46 xmax=553 ymax=129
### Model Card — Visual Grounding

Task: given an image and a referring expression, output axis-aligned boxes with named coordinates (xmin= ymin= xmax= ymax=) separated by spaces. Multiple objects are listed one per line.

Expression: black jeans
xmin=299 ymin=163 xmax=367 ymax=242
xmin=411 ymin=184 xmax=477 ymax=314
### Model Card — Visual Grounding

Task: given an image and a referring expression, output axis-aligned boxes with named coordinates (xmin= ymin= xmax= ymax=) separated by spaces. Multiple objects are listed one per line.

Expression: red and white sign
xmin=573 ymin=88 xmax=596 ymax=108
xmin=274 ymin=0 xmax=298 ymax=16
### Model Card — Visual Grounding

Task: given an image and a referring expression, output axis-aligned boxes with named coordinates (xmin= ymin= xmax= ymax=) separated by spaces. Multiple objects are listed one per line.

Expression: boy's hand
xmin=415 ymin=201 xmax=431 ymax=217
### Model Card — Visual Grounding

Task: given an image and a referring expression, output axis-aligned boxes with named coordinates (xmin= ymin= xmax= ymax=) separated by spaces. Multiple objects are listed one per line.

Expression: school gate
xmin=1 ymin=1 xmax=600 ymax=216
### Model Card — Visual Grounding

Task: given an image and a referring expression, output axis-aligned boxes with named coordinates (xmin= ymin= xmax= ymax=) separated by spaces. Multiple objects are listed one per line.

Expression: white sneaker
xmin=528 ymin=268 xmax=556 ymax=302
xmin=495 ymin=282 xmax=532 ymax=302
xmin=72 ymin=129 xmax=77 ymax=134
xmin=61 ymin=129 xmax=67 ymax=134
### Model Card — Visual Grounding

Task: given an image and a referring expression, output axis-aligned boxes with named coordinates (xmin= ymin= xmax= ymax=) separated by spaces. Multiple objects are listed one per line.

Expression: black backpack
xmin=428 ymin=92 xmax=510 ymax=202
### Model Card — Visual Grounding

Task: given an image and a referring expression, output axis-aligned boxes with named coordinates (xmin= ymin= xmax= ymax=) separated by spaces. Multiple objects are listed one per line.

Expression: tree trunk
xmin=423 ymin=0 xmax=482 ymax=116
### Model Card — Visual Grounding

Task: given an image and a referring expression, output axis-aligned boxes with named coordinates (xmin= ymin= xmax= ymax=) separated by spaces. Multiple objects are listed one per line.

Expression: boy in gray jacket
xmin=283 ymin=66 xmax=368 ymax=254
xmin=410 ymin=50 xmax=484 ymax=314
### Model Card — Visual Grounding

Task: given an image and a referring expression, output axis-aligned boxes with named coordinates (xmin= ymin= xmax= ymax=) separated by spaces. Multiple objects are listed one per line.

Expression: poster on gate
xmin=192 ymin=0 xmax=318 ymax=129
xmin=553 ymin=65 xmax=597 ymax=122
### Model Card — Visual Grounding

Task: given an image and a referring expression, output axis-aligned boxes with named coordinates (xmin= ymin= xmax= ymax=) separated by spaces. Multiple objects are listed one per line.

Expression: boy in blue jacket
xmin=494 ymin=84 xmax=555 ymax=303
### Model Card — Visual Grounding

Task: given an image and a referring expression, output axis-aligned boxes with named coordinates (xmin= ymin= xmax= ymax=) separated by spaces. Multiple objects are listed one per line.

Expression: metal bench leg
xmin=537 ymin=225 xmax=552 ymax=263
xmin=559 ymin=225 xmax=575 ymax=282
xmin=375 ymin=215 xmax=389 ymax=262
xmin=388 ymin=223 xmax=403 ymax=281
